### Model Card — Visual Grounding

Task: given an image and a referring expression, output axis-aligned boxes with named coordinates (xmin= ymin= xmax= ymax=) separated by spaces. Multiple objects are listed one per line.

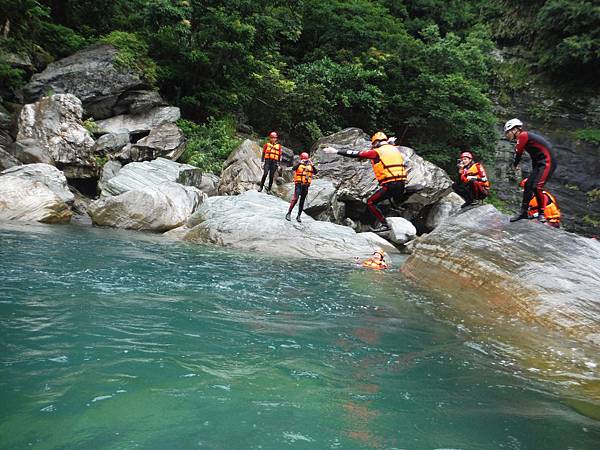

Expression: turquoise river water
xmin=1 ymin=223 xmax=599 ymax=449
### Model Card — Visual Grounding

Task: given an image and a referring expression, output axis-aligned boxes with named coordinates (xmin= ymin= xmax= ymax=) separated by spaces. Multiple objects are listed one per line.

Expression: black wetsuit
xmin=513 ymin=131 xmax=557 ymax=213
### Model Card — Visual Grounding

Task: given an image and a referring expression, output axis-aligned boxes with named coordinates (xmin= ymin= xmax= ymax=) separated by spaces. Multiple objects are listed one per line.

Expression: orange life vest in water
xmin=294 ymin=162 xmax=314 ymax=185
xmin=263 ymin=142 xmax=282 ymax=160
xmin=371 ymin=144 xmax=407 ymax=185
xmin=362 ymin=258 xmax=388 ymax=270
xmin=528 ymin=191 xmax=560 ymax=224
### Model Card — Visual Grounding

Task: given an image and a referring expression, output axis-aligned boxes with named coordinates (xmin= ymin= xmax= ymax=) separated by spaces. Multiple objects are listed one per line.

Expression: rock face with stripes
xmin=16 ymin=94 xmax=96 ymax=179
xmin=167 ymin=190 xmax=391 ymax=260
xmin=401 ymin=204 xmax=600 ymax=401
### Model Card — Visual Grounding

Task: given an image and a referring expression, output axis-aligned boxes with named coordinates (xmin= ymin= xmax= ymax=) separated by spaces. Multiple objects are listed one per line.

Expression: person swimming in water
xmin=355 ymin=248 xmax=388 ymax=270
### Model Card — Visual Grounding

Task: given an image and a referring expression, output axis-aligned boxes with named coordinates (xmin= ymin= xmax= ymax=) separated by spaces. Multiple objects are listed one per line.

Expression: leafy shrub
xmin=178 ymin=117 xmax=241 ymax=175
xmin=574 ymin=129 xmax=600 ymax=145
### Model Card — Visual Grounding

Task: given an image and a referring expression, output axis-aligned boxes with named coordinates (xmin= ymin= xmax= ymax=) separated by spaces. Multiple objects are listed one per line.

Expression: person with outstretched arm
xmin=323 ymin=132 xmax=406 ymax=232
xmin=504 ymin=118 xmax=557 ymax=223
xmin=258 ymin=131 xmax=282 ymax=193
xmin=286 ymin=152 xmax=318 ymax=223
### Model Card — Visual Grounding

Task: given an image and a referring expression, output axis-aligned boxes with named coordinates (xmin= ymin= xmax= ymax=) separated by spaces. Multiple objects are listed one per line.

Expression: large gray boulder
xmin=310 ymin=128 xmax=452 ymax=228
xmin=424 ymin=192 xmax=464 ymax=231
xmin=8 ymin=138 xmax=55 ymax=165
xmin=217 ymin=139 xmax=263 ymax=195
xmin=88 ymin=182 xmax=205 ymax=232
xmin=95 ymin=106 xmax=180 ymax=135
xmin=275 ymin=179 xmax=340 ymax=221
xmin=23 ymin=44 xmax=163 ymax=119
xmin=173 ymin=190 xmax=387 ymax=260
xmin=16 ymin=94 xmax=96 ymax=179
xmin=2 ymin=163 xmax=74 ymax=204
xmin=217 ymin=139 xmax=294 ymax=195
xmin=402 ymin=205 xmax=600 ymax=397
xmin=100 ymin=157 xmax=206 ymax=197
xmin=0 ymin=175 xmax=72 ymax=223
xmin=130 ymin=122 xmax=186 ymax=161
xmin=93 ymin=131 xmax=130 ymax=156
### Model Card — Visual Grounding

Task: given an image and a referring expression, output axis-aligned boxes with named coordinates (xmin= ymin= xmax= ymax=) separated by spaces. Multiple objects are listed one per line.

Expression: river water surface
xmin=1 ymin=223 xmax=599 ymax=449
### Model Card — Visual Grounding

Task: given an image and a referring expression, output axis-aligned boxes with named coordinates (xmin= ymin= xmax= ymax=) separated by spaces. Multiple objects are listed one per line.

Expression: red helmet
xmin=269 ymin=131 xmax=278 ymax=139
xmin=460 ymin=151 xmax=473 ymax=160
xmin=300 ymin=152 xmax=309 ymax=160
xmin=519 ymin=178 xmax=528 ymax=188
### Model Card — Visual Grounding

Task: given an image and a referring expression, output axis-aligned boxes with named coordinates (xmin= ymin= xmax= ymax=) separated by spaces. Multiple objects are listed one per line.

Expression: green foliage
xmin=94 ymin=154 xmax=109 ymax=167
xmin=485 ymin=190 xmax=511 ymax=214
xmin=99 ymin=31 xmax=157 ymax=85
xmin=178 ymin=117 xmax=241 ymax=174
xmin=574 ymin=128 xmax=600 ymax=145
xmin=586 ymin=189 xmax=600 ymax=204
xmin=582 ymin=214 xmax=600 ymax=227
xmin=82 ymin=118 xmax=98 ymax=135
xmin=491 ymin=1 xmax=600 ymax=86
xmin=0 ymin=58 xmax=25 ymax=91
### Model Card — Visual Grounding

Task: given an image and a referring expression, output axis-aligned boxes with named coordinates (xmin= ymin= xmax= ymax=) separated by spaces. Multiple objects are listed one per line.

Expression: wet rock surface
xmin=0 ymin=175 xmax=72 ymax=224
xmin=2 ymin=163 xmax=74 ymax=205
xmin=174 ymin=190 xmax=385 ymax=260
xmin=402 ymin=204 xmax=600 ymax=399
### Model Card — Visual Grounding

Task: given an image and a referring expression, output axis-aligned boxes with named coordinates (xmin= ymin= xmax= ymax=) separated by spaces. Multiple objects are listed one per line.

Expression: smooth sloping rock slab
xmin=95 ymin=106 xmax=180 ymax=135
xmin=403 ymin=205 xmax=600 ymax=337
xmin=88 ymin=182 xmax=204 ymax=231
xmin=2 ymin=163 xmax=74 ymax=204
xmin=101 ymin=157 xmax=202 ymax=196
xmin=401 ymin=204 xmax=600 ymax=399
xmin=179 ymin=190 xmax=382 ymax=259
xmin=0 ymin=175 xmax=72 ymax=223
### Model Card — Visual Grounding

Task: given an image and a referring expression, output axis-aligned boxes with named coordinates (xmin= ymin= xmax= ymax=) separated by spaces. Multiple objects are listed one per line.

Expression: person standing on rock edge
xmin=504 ymin=118 xmax=557 ymax=223
xmin=452 ymin=151 xmax=490 ymax=208
xmin=286 ymin=152 xmax=318 ymax=223
xmin=323 ymin=132 xmax=406 ymax=232
xmin=258 ymin=131 xmax=282 ymax=193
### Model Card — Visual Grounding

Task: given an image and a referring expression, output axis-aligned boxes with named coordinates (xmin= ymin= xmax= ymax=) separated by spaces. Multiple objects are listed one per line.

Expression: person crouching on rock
xmin=505 ymin=118 xmax=557 ymax=223
xmin=286 ymin=152 xmax=318 ymax=223
xmin=258 ymin=131 xmax=282 ymax=193
xmin=323 ymin=132 xmax=406 ymax=232
xmin=452 ymin=151 xmax=490 ymax=208
xmin=355 ymin=248 xmax=388 ymax=270
xmin=519 ymin=178 xmax=561 ymax=228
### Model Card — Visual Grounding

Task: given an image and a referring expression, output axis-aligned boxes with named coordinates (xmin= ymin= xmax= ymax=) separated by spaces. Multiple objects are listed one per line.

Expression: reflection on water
xmin=0 ymin=222 xmax=599 ymax=449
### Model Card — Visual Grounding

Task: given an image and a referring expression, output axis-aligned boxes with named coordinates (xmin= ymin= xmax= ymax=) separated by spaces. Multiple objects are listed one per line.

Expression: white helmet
xmin=504 ymin=118 xmax=523 ymax=133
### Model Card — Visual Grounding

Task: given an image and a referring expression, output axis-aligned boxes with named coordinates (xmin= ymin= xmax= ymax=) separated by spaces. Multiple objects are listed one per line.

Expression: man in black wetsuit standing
xmin=504 ymin=118 xmax=557 ymax=223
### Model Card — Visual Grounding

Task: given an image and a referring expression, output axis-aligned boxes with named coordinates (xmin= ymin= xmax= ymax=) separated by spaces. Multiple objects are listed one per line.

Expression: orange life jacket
xmin=371 ymin=144 xmax=407 ymax=185
xmin=462 ymin=162 xmax=490 ymax=188
xmin=263 ymin=142 xmax=282 ymax=160
xmin=362 ymin=258 xmax=388 ymax=270
xmin=528 ymin=192 xmax=560 ymax=223
xmin=294 ymin=162 xmax=314 ymax=185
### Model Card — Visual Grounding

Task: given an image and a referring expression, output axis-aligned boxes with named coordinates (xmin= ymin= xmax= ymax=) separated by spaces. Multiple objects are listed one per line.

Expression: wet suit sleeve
xmin=336 ymin=149 xmax=378 ymax=159
xmin=312 ymin=164 xmax=318 ymax=175
xmin=513 ymin=132 xmax=528 ymax=166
